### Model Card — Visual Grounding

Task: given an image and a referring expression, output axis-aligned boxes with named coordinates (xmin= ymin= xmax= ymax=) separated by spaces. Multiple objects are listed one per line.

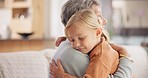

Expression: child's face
xmin=66 ymin=22 xmax=101 ymax=54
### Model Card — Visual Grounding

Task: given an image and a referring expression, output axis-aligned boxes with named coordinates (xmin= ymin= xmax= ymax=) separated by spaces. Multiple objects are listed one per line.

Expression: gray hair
xmin=61 ymin=0 xmax=101 ymax=26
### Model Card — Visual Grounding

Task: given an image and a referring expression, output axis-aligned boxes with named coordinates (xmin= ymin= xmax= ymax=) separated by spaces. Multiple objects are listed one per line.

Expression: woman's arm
xmin=109 ymin=57 xmax=133 ymax=78
xmin=109 ymin=43 xmax=133 ymax=78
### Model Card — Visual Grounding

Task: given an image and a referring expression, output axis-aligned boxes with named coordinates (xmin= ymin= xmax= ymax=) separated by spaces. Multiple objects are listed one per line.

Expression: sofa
xmin=0 ymin=45 xmax=148 ymax=78
xmin=0 ymin=49 xmax=55 ymax=78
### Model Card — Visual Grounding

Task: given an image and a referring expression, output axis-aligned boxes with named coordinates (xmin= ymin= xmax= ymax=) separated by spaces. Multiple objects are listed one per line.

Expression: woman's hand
xmin=55 ymin=37 xmax=67 ymax=47
xmin=110 ymin=43 xmax=130 ymax=58
xmin=50 ymin=59 xmax=65 ymax=78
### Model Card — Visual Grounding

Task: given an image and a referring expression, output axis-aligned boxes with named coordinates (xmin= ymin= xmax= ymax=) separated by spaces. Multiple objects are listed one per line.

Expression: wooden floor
xmin=0 ymin=39 xmax=55 ymax=52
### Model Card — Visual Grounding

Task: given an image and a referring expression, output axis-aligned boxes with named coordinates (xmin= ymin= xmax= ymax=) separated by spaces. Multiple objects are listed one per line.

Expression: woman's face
xmin=66 ymin=22 xmax=101 ymax=54
xmin=90 ymin=4 xmax=107 ymax=25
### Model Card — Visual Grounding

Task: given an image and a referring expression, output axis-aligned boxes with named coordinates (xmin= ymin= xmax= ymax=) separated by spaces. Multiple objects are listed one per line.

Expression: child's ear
xmin=96 ymin=28 xmax=102 ymax=36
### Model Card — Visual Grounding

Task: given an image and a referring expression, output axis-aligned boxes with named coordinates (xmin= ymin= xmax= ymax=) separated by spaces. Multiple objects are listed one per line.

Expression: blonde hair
xmin=65 ymin=9 xmax=109 ymax=41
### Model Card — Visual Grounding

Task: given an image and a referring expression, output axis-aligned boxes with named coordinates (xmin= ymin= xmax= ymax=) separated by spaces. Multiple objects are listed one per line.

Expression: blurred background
xmin=0 ymin=0 xmax=148 ymax=51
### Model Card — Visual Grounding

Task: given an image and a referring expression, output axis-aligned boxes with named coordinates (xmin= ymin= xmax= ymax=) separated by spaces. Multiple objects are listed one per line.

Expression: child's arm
xmin=50 ymin=57 xmax=133 ymax=78
xmin=50 ymin=59 xmax=77 ymax=78
xmin=55 ymin=36 xmax=66 ymax=47
xmin=50 ymin=59 xmax=110 ymax=78
xmin=109 ymin=57 xmax=133 ymax=78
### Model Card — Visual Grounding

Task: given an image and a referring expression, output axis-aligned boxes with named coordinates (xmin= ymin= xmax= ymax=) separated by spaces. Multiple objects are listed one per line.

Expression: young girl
xmin=51 ymin=9 xmax=120 ymax=78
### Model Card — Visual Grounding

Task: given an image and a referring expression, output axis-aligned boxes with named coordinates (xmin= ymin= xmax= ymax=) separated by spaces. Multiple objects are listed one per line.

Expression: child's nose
xmin=72 ymin=41 xmax=80 ymax=49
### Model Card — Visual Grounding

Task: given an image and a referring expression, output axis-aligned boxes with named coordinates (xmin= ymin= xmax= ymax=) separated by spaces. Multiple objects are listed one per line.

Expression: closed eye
xmin=70 ymin=39 xmax=74 ymax=42
xmin=79 ymin=36 xmax=86 ymax=40
xmin=69 ymin=38 xmax=74 ymax=42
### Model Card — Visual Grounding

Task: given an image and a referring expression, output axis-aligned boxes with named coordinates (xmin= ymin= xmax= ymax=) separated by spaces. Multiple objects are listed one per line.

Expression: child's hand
xmin=50 ymin=59 xmax=65 ymax=78
xmin=109 ymin=43 xmax=130 ymax=58
xmin=55 ymin=37 xmax=67 ymax=47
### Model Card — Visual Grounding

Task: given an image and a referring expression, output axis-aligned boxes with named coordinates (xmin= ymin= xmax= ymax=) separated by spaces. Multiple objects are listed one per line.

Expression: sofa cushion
xmin=0 ymin=51 xmax=49 ymax=78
